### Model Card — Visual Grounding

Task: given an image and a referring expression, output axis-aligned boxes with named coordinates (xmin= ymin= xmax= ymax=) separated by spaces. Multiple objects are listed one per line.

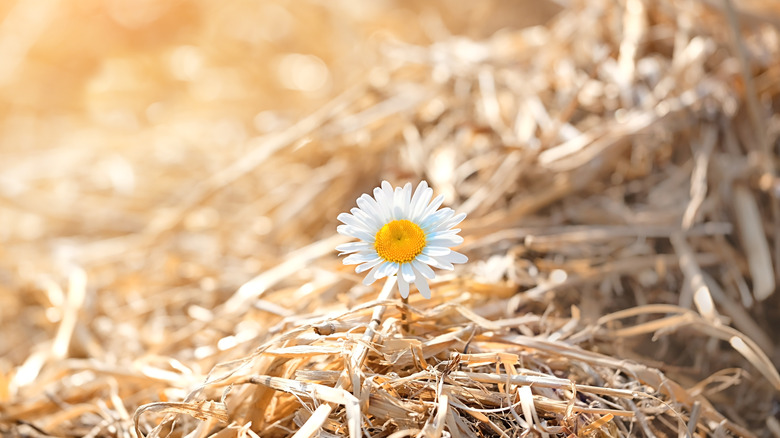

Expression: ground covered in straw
xmin=1 ymin=0 xmax=780 ymax=437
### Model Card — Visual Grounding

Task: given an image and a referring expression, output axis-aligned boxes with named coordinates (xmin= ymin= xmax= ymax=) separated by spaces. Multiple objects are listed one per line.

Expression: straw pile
xmin=1 ymin=0 xmax=780 ymax=436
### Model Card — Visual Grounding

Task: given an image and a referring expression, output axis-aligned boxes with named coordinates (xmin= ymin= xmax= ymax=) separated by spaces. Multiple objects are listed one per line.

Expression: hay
xmin=1 ymin=0 xmax=780 ymax=436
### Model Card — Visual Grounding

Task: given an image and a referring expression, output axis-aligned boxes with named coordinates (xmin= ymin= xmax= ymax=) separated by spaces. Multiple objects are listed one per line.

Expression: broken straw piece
xmin=733 ymin=185 xmax=775 ymax=301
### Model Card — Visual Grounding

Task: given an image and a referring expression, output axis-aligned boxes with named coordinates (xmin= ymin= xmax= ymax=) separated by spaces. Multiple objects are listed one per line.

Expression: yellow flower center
xmin=374 ymin=219 xmax=426 ymax=263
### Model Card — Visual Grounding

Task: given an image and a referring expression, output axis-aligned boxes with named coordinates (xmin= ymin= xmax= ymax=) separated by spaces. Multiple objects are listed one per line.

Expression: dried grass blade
xmin=733 ymin=185 xmax=775 ymax=300
xmin=671 ymin=232 xmax=717 ymax=321
xmin=133 ymin=400 xmax=228 ymax=438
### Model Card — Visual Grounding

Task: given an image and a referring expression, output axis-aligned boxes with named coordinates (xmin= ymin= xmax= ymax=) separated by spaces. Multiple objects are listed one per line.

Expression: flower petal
xmin=373 ymin=184 xmax=393 ymax=222
xmin=338 ymin=212 xmax=372 ymax=232
xmin=421 ymin=208 xmax=453 ymax=230
xmin=391 ymin=187 xmax=401 ymax=219
xmin=400 ymin=263 xmax=416 ymax=283
xmin=356 ymin=257 xmax=383 ymax=273
xmin=436 ymin=212 xmax=467 ymax=231
xmin=438 ymin=250 xmax=468 ymax=264
xmin=422 ymin=246 xmax=451 ymax=257
xmin=403 ymin=182 xmax=413 ymax=203
xmin=410 ymin=181 xmax=428 ymax=206
xmin=410 ymin=182 xmax=433 ymax=222
xmin=336 ymin=241 xmax=372 ymax=254
xmin=414 ymin=275 xmax=431 ymax=299
xmin=418 ymin=194 xmax=445 ymax=222
xmin=417 ymin=253 xmax=453 ymax=270
xmin=398 ymin=182 xmax=412 ymax=218
xmin=392 ymin=186 xmax=404 ymax=220
xmin=351 ymin=207 xmax=381 ymax=231
xmin=377 ymin=261 xmax=399 ymax=279
xmin=363 ymin=265 xmax=381 ymax=285
xmin=426 ymin=235 xmax=464 ymax=246
xmin=337 ymin=225 xmax=374 ymax=242
xmin=397 ymin=275 xmax=410 ymax=298
xmin=425 ymin=229 xmax=461 ymax=240
xmin=383 ymin=182 xmax=396 ymax=220
xmin=344 ymin=252 xmax=379 ymax=265
xmin=357 ymin=194 xmax=382 ymax=220
xmin=411 ymin=260 xmax=435 ymax=280
xmin=382 ymin=180 xmax=394 ymax=199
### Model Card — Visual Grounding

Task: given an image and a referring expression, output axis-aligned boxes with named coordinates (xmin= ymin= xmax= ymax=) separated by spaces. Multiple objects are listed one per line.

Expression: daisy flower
xmin=336 ymin=181 xmax=467 ymax=299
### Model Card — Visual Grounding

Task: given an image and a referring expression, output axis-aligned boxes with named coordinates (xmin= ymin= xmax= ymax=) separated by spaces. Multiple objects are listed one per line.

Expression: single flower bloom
xmin=336 ymin=181 xmax=467 ymax=298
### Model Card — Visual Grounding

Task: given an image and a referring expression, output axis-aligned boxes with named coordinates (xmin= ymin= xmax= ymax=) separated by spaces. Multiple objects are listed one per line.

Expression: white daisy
xmin=336 ymin=181 xmax=467 ymax=299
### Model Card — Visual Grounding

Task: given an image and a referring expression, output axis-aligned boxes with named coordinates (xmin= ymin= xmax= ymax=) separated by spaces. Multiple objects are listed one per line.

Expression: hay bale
xmin=1 ymin=0 xmax=779 ymax=437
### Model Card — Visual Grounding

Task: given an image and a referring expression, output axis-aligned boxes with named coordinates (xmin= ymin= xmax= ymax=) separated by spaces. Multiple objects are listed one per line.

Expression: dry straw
xmin=2 ymin=0 xmax=780 ymax=437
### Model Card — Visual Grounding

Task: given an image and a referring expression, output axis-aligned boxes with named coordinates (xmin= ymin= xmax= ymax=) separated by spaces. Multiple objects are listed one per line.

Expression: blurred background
xmin=2 ymin=0 xmax=780 ymax=436
xmin=0 ymin=0 xmax=560 ymax=370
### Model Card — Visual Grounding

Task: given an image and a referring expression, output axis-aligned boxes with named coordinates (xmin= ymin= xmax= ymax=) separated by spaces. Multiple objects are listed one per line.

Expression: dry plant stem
xmin=722 ymin=0 xmax=780 ymax=283
xmin=292 ymin=276 xmax=397 ymax=438
xmin=733 ymin=185 xmax=775 ymax=301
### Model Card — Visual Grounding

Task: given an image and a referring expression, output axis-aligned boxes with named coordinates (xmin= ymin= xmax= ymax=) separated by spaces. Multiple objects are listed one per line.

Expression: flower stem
xmin=346 ymin=275 xmax=396 ymax=373
xmin=292 ymin=276 xmax=396 ymax=438
xmin=401 ymin=295 xmax=409 ymax=333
